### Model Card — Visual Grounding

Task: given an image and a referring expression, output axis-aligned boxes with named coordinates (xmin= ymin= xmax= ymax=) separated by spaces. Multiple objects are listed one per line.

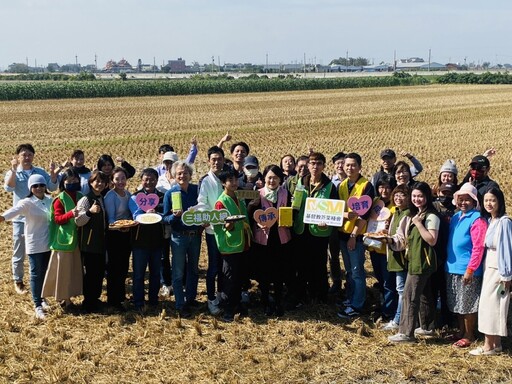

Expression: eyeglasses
xmin=31 ymin=184 xmax=46 ymax=188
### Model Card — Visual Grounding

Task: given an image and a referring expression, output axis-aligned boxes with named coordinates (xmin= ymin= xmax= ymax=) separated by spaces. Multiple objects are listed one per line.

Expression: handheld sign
xmin=181 ymin=209 xmax=229 ymax=226
xmin=235 ymin=190 xmax=260 ymax=200
xmin=278 ymin=207 xmax=293 ymax=227
xmin=347 ymin=195 xmax=372 ymax=216
xmin=171 ymin=191 xmax=182 ymax=211
xmin=253 ymin=207 xmax=278 ymax=228
xmin=369 ymin=201 xmax=391 ymax=222
xmin=135 ymin=193 xmax=160 ymax=212
xmin=303 ymin=198 xmax=345 ymax=227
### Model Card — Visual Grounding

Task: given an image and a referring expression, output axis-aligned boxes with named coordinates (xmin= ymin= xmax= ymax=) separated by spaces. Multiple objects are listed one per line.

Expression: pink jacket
xmin=253 ymin=187 xmax=291 ymax=246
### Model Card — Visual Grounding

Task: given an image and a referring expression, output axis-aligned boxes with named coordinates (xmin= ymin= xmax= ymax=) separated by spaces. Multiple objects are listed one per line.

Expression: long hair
xmin=409 ymin=181 xmax=435 ymax=215
xmin=480 ymin=187 xmax=506 ymax=220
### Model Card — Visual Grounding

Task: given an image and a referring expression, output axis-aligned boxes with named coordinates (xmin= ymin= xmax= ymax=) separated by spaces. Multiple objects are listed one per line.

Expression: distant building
xmin=47 ymin=63 xmax=60 ymax=72
xmin=104 ymin=58 xmax=133 ymax=73
xmin=395 ymin=61 xmax=446 ymax=71
xmin=168 ymin=58 xmax=187 ymax=72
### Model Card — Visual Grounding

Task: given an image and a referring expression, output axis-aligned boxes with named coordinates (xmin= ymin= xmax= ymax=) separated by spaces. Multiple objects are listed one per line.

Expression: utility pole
xmin=303 ymin=52 xmax=306 ymax=76
xmin=428 ymin=48 xmax=431 ymax=72
xmin=95 ymin=54 xmax=98 ymax=72
xmin=266 ymin=53 xmax=268 ymax=73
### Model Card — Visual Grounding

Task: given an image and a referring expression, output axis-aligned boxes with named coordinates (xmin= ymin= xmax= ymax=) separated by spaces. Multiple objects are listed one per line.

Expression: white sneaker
xmin=208 ymin=298 xmax=221 ymax=315
xmin=414 ymin=327 xmax=434 ymax=337
xmin=381 ymin=320 xmax=399 ymax=331
xmin=241 ymin=291 xmax=250 ymax=304
xmin=35 ymin=306 xmax=46 ymax=320
xmin=159 ymin=285 xmax=171 ymax=297
xmin=388 ymin=333 xmax=415 ymax=343
xmin=41 ymin=300 xmax=51 ymax=312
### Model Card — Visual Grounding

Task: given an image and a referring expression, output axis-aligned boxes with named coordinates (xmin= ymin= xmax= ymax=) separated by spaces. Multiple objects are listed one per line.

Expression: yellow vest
xmin=338 ymin=177 xmax=369 ymax=234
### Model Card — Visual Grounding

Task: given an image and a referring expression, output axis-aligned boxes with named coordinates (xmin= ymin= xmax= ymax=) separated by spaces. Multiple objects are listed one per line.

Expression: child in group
xmin=213 ymin=169 xmax=252 ymax=322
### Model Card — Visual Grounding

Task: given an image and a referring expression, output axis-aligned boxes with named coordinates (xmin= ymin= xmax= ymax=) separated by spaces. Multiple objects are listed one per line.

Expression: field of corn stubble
xmin=0 ymin=85 xmax=512 ymax=383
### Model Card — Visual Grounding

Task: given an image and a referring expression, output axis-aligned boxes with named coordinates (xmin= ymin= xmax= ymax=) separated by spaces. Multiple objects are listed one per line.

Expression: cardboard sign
xmin=369 ymin=201 xmax=391 ymax=221
xmin=171 ymin=191 xmax=182 ymax=211
xmin=135 ymin=193 xmax=160 ymax=212
xmin=278 ymin=207 xmax=293 ymax=227
xmin=235 ymin=190 xmax=260 ymax=200
xmin=303 ymin=198 xmax=345 ymax=227
xmin=181 ymin=209 xmax=229 ymax=226
xmin=253 ymin=207 xmax=278 ymax=228
xmin=347 ymin=195 xmax=372 ymax=216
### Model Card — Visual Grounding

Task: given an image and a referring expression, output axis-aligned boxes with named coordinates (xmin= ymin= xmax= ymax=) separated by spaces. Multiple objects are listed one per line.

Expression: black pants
xmin=296 ymin=229 xmax=330 ymax=302
xmin=82 ymin=250 xmax=106 ymax=308
xmin=254 ymin=242 xmax=289 ymax=306
xmin=106 ymin=230 xmax=132 ymax=306
xmin=222 ymin=252 xmax=248 ymax=315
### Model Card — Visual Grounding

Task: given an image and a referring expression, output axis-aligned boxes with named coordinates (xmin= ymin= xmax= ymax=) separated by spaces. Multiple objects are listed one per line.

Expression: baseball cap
xmin=380 ymin=149 xmax=396 ymax=159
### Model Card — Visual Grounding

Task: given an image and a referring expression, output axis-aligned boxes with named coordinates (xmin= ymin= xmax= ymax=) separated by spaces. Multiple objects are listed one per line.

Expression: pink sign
xmin=135 ymin=193 xmax=160 ymax=212
xmin=369 ymin=200 xmax=385 ymax=220
xmin=347 ymin=195 xmax=372 ymax=216
xmin=253 ymin=207 xmax=278 ymax=228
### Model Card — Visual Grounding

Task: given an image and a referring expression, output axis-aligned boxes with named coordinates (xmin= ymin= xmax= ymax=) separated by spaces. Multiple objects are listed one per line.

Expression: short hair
xmin=280 ymin=154 xmax=295 ymax=168
xmin=229 ymin=141 xmax=250 ymax=155
xmin=159 ymin=144 xmax=174 ymax=154
xmin=139 ymin=168 xmax=158 ymax=180
xmin=376 ymin=174 xmax=397 ymax=192
xmin=332 ymin=152 xmax=346 ymax=163
xmin=71 ymin=149 xmax=84 ymax=159
xmin=218 ymin=168 xmax=238 ymax=184
xmin=391 ymin=184 xmax=410 ymax=202
xmin=309 ymin=152 xmax=326 ymax=164
xmin=97 ymin=154 xmax=114 ymax=171
xmin=111 ymin=166 xmax=128 ymax=179
xmin=171 ymin=161 xmax=194 ymax=178
xmin=394 ymin=161 xmax=411 ymax=174
xmin=16 ymin=143 xmax=35 ymax=155
xmin=207 ymin=145 xmax=225 ymax=160
xmin=345 ymin=152 xmax=362 ymax=166
xmin=59 ymin=168 xmax=80 ymax=191
xmin=262 ymin=164 xmax=285 ymax=183
xmin=296 ymin=155 xmax=309 ymax=164
xmin=481 ymin=187 xmax=506 ymax=219
xmin=88 ymin=169 xmax=110 ymax=186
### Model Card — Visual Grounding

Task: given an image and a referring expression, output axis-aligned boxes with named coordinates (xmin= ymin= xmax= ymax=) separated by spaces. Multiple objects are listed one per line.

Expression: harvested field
xmin=0 ymin=85 xmax=512 ymax=383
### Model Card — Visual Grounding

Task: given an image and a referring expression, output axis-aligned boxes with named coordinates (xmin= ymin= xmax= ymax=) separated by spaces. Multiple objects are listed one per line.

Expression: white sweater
xmin=195 ymin=171 xmax=224 ymax=234
xmin=2 ymin=195 xmax=53 ymax=254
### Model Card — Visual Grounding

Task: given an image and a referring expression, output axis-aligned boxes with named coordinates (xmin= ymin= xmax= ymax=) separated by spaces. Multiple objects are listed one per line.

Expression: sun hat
xmin=162 ymin=151 xmax=179 ymax=162
xmin=28 ymin=174 xmax=46 ymax=190
xmin=380 ymin=149 xmax=396 ymax=159
xmin=440 ymin=159 xmax=458 ymax=175
xmin=452 ymin=182 xmax=479 ymax=209
xmin=469 ymin=155 xmax=490 ymax=168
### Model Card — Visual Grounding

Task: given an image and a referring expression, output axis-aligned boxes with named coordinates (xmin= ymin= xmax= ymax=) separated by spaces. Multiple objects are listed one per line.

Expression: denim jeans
xmin=28 ymin=251 xmax=51 ymax=308
xmin=339 ymin=238 xmax=366 ymax=310
xmin=132 ymin=247 xmax=162 ymax=308
xmin=394 ymin=270 xmax=407 ymax=325
xmin=170 ymin=233 xmax=201 ymax=309
xmin=13 ymin=221 xmax=26 ymax=282
xmin=160 ymin=237 xmax=172 ymax=287
xmin=370 ymin=251 xmax=397 ymax=318
xmin=328 ymin=230 xmax=343 ymax=285
xmin=205 ymin=233 xmax=222 ymax=301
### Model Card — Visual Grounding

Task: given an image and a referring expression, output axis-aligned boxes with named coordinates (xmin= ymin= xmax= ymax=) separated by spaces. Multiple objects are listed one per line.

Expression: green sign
xmin=181 ymin=209 xmax=230 ymax=226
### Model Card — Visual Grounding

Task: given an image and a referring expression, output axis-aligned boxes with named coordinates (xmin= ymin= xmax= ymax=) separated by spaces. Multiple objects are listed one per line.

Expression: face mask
xmin=438 ymin=196 xmax=453 ymax=207
xmin=470 ymin=169 xmax=484 ymax=181
xmin=244 ymin=168 xmax=258 ymax=178
xmin=65 ymin=182 xmax=81 ymax=192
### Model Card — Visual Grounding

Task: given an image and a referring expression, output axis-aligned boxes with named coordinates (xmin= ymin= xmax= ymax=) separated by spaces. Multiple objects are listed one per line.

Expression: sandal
xmin=452 ymin=338 xmax=472 ymax=348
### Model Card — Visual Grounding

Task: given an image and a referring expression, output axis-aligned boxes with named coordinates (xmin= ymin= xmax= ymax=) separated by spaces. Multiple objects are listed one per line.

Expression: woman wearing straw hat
xmin=446 ymin=182 xmax=487 ymax=348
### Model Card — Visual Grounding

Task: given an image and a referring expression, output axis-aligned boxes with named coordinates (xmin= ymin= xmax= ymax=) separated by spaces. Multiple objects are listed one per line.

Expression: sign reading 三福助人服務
xmin=303 ymin=198 xmax=345 ymax=227
xmin=181 ymin=209 xmax=230 ymax=226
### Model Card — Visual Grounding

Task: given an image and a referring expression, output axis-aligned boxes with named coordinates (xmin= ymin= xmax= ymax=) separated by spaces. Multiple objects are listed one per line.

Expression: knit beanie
xmin=440 ymin=159 xmax=458 ymax=175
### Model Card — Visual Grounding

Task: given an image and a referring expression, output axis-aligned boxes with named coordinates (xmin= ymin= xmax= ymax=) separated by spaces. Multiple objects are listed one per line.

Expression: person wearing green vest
xmin=292 ymin=152 xmax=339 ymax=305
xmin=214 ymin=168 xmax=251 ymax=322
xmin=337 ymin=153 xmax=375 ymax=319
xmin=387 ymin=182 xmax=440 ymax=343
xmin=42 ymin=168 xmax=83 ymax=310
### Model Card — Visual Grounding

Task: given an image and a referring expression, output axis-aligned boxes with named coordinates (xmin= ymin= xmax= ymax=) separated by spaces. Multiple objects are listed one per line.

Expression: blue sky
xmin=2 ymin=0 xmax=511 ymax=70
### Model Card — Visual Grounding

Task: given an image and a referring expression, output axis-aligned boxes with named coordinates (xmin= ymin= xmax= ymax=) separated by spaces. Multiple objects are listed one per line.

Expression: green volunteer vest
xmin=213 ymin=192 xmax=250 ymax=254
xmin=49 ymin=191 xmax=82 ymax=252
xmin=406 ymin=211 xmax=438 ymax=275
xmin=293 ymin=178 xmax=333 ymax=238
xmin=387 ymin=208 xmax=410 ymax=272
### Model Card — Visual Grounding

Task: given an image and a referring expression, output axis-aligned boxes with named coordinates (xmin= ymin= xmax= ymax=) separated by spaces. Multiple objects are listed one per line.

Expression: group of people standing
xmin=2 ymin=141 xmax=510 ymax=355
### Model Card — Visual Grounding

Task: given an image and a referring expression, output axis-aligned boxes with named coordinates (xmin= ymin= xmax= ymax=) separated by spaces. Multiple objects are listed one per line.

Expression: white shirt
xmin=2 ymin=195 xmax=52 ymax=254
xmin=195 ymin=171 xmax=224 ymax=234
